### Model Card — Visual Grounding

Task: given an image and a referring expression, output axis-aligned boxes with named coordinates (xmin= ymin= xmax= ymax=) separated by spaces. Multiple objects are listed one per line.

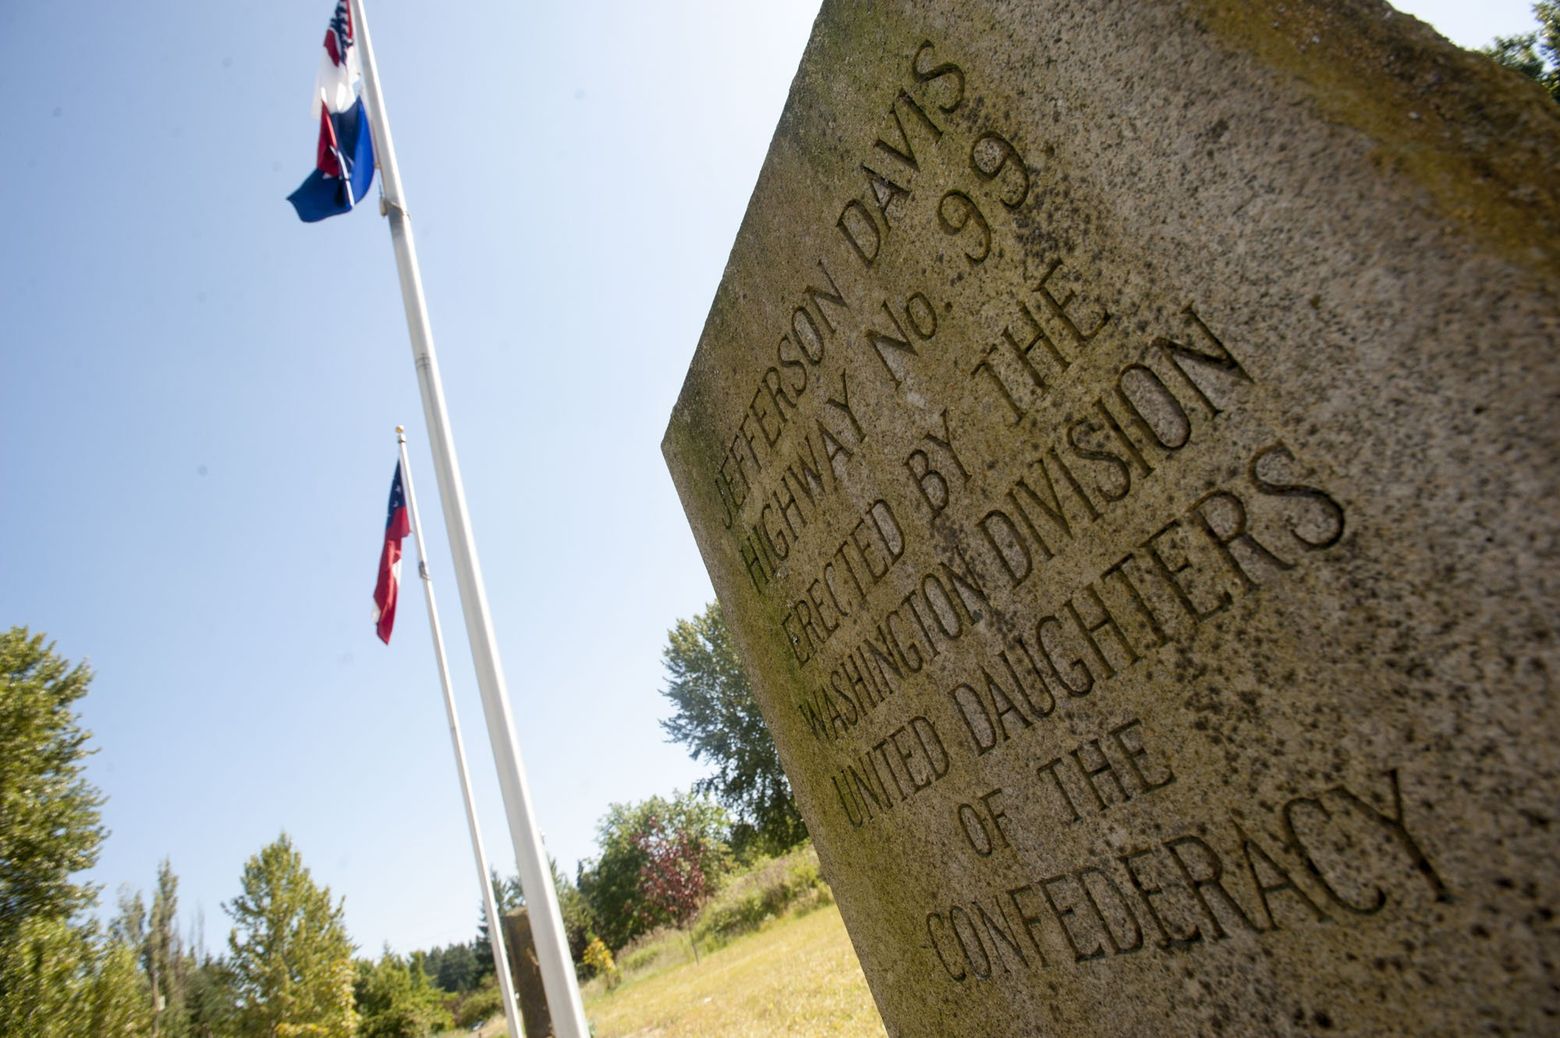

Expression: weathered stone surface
xmin=662 ymin=2 xmax=1560 ymax=1034
xmin=501 ymin=909 xmax=553 ymax=1037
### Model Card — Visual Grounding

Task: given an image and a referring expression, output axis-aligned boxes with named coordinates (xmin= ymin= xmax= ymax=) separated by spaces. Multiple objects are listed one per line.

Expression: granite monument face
xmin=663 ymin=1 xmax=1559 ymax=1034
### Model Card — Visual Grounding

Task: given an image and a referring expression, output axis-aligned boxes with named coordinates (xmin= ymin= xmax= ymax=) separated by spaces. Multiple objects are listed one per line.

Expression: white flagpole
xmin=395 ymin=426 xmax=525 ymax=1038
xmin=349 ymin=3 xmax=593 ymax=1035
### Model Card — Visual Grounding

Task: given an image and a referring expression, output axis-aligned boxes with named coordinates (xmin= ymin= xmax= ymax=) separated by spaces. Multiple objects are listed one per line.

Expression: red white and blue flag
xmin=288 ymin=0 xmax=376 ymax=222
xmin=373 ymin=462 xmax=412 ymax=644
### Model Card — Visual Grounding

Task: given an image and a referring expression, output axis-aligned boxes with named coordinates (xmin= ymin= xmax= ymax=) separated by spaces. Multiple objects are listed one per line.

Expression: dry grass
xmin=581 ymin=903 xmax=886 ymax=1038
xmin=459 ymin=847 xmax=884 ymax=1038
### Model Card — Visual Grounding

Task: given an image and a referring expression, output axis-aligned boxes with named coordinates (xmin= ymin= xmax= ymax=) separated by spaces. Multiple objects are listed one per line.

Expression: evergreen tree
xmin=433 ymin=943 xmax=476 ymax=994
xmin=0 ymin=915 xmax=154 ymax=1038
xmin=0 ymin=628 xmax=149 ymax=1036
xmin=225 ymin=834 xmax=358 ymax=1038
xmin=0 ymin=630 xmax=192 ymax=1036
xmin=110 ymin=886 xmax=147 ymax=949
xmin=146 ymin=859 xmax=190 ymax=1037
xmin=0 ymin=916 xmax=94 ymax=1037
xmin=470 ymin=859 xmax=594 ymax=981
xmin=353 ymin=951 xmax=451 ymax=1038
xmin=0 ymin=628 xmax=106 ymax=952
xmin=470 ymin=870 xmax=522 ymax=983
xmin=91 ymin=927 xmax=155 ymax=1037
xmin=183 ymin=956 xmax=236 ymax=1038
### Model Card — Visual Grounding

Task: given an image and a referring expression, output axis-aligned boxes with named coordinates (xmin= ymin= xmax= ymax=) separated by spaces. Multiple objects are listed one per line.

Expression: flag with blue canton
xmin=288 ymin=0 xmax=376 ymax=222
xmin=372 ymin=461 xmax=412 ymax=644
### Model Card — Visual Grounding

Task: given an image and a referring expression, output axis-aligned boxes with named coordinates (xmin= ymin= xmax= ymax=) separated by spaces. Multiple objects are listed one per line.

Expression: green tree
xmin=109 ymin=886 xmax=147 ymax=949
xmin=225 ymin=834 xmax=358 ymax=1038
xmin=91 ymin=927 xmax=155 ymax=1037
xmin=552 ymin=860 xmax=596 ymax=967
xmin=472 ymin=859 xmax=594 ymax=980
xmin=576 ymin=792 xmax=731 ymax=950
xmin=1485 ymin=2 xmax=1560 ymax=101
xmin=145 ymin=859 xmax=190 ymax=1037
xmin=0 ymin=914 xmax=153 ymax=1038
xmin=0 ymin=629 xmax=151 ymax=1037
xmin=353 ymin=951 xmax=451 ymax=1038
xmin=659 ymin=603 xmax=806 ymax=856
xmin=184 ymin=955 xmax=236 ymax=1038
xmin=470 ymin=870 xmax=522 ymax=984
xmin=432 ymin=943 xmax=475 ymax=993
xmin=0 ymin=915 xmax=94 ymax=1036
xmin=0 ymin=628 xmax=106 ymax=952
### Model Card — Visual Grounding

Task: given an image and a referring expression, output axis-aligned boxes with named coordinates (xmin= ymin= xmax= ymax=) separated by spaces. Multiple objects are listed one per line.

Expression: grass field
xmin=458 ymin=846 xmax=887 ymax=1038
xmin=580 ymin=902 xmax=887 ymax=1038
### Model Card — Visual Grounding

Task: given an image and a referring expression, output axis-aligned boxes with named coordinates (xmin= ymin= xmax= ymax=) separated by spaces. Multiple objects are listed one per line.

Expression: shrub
xmin=451 ymin=980 xmax=501 ymax=1030
xmin=582 ymin=937 xmax=619 ymax=989
xmin=690 ymin=845 xmax=829 ymax=950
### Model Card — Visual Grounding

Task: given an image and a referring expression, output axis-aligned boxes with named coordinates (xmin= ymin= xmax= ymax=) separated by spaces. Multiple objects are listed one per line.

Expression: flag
xmin=288 ymin=0 xmax=376 ymax=222
xmin=373 ymin=462 xmax=412 ymax=644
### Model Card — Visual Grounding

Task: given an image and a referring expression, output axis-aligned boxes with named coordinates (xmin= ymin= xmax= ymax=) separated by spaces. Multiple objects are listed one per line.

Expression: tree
xmin=633 ymin=809 xmax=723 ymax=963
xmin=1485 ymin=2 xmax=1560 ymax=101
xmin=0 ymin=914 xmax=153 ymax=1038
xmin=225 ymin=834 xmax=358 ymax=1038
xmin=145 ymin=859 xmax=190 ymax=1037
xmin=576 ymin=792 xmax=731 ymax=950
xmin=551 ymin=860 xmax=596 ymax=967
xmin=0 ymin=629 xmax=148 ymax=1037
xmin=634 ymin=816 xmax=715 ymax=933
xmin=0 ymin=628 xmax=106 ymax=952
xmin=184 ymin=955 xmax=236 ymax=1038
xmin=91 ymin=926 xmax=155 ymax=1037
xmin=1 ymin=916 xmax=95 ymax=1037
xmin=110 ymin=885 xmax=147 ymax=950
xmin=432 ymin=943 xmax=476 ymax=994
xmin=0 ymin=630 xmax=192 ymax=1036
xmin=470 ymin=870 xmax=522 ymax=984
xmin=659 ymin=603 xmax=806 ymax=856
xmin=353 ymin=951 xmax=451 ymax=1038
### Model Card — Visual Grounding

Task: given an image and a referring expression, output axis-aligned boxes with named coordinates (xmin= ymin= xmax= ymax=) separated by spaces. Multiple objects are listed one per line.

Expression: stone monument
xmin=663 ymin=1 xmax=1559 ymax=1034
xmin=501 ymin=909 xmax=553 ymax=1037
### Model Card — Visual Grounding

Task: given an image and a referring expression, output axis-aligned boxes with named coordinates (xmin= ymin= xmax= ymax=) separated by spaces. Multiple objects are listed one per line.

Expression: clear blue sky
xmin=0 ymin=0 xmax=1537 ymax=956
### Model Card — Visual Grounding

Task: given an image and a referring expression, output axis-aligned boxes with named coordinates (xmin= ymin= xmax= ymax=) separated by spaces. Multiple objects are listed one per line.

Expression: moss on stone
xmin=1189 ymin=0 xmax=1560 ymax=279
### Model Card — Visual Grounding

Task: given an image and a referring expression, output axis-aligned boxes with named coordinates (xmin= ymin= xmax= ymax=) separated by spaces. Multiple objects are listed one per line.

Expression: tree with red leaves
xmin=577 ymin=792 xmax=731 ymax=952
xmin=634 ymin=816 xmax=711 ymax=933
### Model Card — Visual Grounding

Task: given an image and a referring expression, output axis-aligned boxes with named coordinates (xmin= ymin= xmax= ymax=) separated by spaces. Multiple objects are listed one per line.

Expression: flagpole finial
xmin=396 ymin=424 xmax=405 ymax=433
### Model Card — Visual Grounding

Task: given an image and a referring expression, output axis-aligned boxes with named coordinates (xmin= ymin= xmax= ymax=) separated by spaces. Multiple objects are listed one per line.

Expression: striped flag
xmin=372 ymin=462 xmax=412 ymax=643
xmin=288 ymin=0 xmax=376 ymax=222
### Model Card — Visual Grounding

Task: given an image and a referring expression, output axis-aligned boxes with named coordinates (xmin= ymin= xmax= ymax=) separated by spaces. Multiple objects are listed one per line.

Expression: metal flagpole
xmin=349 ymin=3 xmax=593 ymax=1035
xmin=395 ymin=426 xmax=525 ymax=1038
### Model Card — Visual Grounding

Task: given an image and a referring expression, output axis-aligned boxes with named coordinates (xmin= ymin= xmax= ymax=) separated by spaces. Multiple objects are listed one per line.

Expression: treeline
xmin=0 ymin=628 xmax=484 ymax=1038
xmin=3 ymin=599 xmax=805 ymax=1034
